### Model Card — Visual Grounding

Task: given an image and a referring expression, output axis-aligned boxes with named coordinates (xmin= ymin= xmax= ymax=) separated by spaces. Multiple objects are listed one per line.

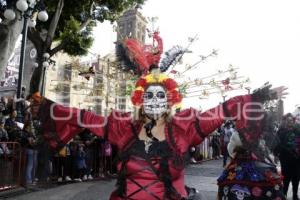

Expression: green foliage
xmin=27 ymin=0 xmax=144 ymax=93
xmin=58 ymin=16 xmax=93 ymax=56
xmin=179 ymin=84 xmax=188 ymax=96
xmin=125 ymin=76 xmax=138 ymax=96
xmin=37 ymin=0 xmax=145 ymax=56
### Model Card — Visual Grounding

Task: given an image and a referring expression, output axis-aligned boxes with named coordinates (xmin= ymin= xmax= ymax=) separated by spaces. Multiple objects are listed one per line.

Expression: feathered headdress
xmin=117 ymin=31 xmax=163 ymax=75
xmin=117 ymin=31 xmax=183 ymax=107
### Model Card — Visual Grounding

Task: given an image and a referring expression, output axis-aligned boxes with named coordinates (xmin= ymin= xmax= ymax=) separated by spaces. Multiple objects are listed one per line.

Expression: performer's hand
xmin=270 ymin=86 xmax=288 ymax=100
xmin=252 ymin=82 xmax=288 ymax=101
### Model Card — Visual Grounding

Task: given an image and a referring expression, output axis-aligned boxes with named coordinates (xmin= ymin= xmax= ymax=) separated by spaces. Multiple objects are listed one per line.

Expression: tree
xmin=0 ymin=0 xmax=145 ymax=93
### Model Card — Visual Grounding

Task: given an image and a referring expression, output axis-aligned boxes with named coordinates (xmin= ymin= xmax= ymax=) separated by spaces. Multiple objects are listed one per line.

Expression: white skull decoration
xmin=223 ymin=186 xmax=229 ymax=196
xmin=143 ymin=85 xmax=168 ymax=119
xmin=231 ymin=185 xmax=250 ymax=200
xmin=222 ymin=186 xmax=229 ymax=200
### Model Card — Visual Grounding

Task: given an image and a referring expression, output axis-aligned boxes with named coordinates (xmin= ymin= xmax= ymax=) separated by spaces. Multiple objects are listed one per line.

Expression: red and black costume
xmin=33 ymin=31 xmax=286 ymax=200
xmin=37 ymin=94 xmax=254 ymax=200
xmin=217 ymin=151 xmax=285 ymax=200
xmin=217 ymin=89 xmax=286 ymax=199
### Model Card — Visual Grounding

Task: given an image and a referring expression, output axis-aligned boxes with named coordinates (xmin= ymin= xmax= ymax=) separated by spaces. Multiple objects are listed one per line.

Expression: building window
xmin=119 ymin=105 xmax=126 ymax=111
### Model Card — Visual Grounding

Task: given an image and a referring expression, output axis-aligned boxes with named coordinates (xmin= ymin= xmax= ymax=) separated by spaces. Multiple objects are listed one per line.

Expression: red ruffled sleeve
xmin=171 ymin=94 xmax=254 ymax=150
xmin=40 ymin=99 xmax=133 ymax=150
xmin=106 ymin=110 xmax=134 ymax=149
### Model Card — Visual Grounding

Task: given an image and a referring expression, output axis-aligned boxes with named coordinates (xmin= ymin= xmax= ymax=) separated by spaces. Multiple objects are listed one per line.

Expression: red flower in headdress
xmin=163 ymin=78 xmax=178 ymax=91
xmin=135 ymin=78 xmax=147 ymax=88
xmin=168 ymin=90 xmax=182 ymax=106
xmin=131 ymin=90 xmax=144 ymax=106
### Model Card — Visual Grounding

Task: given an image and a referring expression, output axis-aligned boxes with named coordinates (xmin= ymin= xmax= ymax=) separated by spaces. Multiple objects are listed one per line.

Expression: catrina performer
xmin=29 ymin=32 xmax=287 ymax=200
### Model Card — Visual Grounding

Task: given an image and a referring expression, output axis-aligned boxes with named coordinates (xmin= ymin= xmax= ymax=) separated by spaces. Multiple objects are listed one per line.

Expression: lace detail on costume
xmin=116 ymin=139 xmax=187 ymax=199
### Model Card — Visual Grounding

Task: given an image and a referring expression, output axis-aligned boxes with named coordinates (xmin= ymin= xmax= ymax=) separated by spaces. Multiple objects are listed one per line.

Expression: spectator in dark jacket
xmin=0 ymin=119 xmax=8 ymax=141
xmin=275 ymin=113 xmax=300 ymax=200
xmin=211 ymin=133 xmax=221 ymax=159
xmin=79 ymin=129 xmax=95 ymax=180
xmin=0 ymin=119 xmax=10 ymax=155
xmin=5 ymin=110 xmax=19 ymax=141
xmin=220 ymin=121 xmax=234 ymax=167
xmin=74 ymin=144 xmax=87 ymax=182
xmin=23 ymin=122 xmax=38 ymax=186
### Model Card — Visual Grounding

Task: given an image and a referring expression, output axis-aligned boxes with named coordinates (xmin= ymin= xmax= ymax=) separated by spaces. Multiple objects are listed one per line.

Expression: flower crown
xmin=117 ymin=31 xmax=183 ymax=108
xmin=131 ymin=72 xmax=182 ymax=107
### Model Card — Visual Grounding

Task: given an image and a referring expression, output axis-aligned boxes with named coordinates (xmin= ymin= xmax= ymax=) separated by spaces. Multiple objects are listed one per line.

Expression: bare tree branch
xmin=80 ymin=18 xmax=92 ymax=31
xmin=49 ymin=39 xmax=67 ymax=56
xmin=79 ymin=0 xmax=95 ymax=31
xmin=45 ymin=0 xmax=64 ymax=49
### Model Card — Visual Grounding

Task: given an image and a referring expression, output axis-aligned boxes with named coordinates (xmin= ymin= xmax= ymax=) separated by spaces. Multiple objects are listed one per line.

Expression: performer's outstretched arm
xmin=198 ymin=94 xmax=252 ymax=136
xmin=173 ymin=94 xmax=252 ymax=146
xmin=30 ymin=94 xmax=108 ymax=149
xmin=173 ymin=84 xmax=287 ymax=146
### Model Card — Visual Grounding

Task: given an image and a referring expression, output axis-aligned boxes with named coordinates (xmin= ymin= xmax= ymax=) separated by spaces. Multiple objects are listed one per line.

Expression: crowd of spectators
xmin=0 ymin=96 xmax=117 ymax=188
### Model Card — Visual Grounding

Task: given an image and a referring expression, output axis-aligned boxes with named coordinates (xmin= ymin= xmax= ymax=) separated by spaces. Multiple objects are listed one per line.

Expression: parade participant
xmin=29 ymin=32 xmax=287 ymax=200
xmin=218 ymin=95 xmax=288 ymax=200
xmin=275 ymin=114 xmax=300 ymax=200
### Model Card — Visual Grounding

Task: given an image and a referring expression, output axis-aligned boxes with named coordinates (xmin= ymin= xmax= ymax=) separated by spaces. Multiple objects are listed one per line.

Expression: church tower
xmin=117 ymin=8 xmax=147 ymax=44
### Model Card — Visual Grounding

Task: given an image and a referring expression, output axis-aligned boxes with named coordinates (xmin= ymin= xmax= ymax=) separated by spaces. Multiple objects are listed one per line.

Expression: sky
xmin=90 ymin=0 xmax=300 ymax=113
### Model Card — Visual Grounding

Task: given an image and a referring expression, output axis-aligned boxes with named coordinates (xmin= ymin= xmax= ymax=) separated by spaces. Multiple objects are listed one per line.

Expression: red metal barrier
xmin=0 ymin=142 xmax=23 ymax=191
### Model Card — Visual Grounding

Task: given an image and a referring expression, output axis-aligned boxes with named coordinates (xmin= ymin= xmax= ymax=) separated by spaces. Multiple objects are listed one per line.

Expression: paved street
xmin=4 ymin=159 xmax=223 ymax=200
xmin=2 ymin=159 xmax=296 ymax=200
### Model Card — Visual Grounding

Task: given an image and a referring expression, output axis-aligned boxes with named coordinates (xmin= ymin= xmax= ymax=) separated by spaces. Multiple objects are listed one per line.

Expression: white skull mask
xmin=143 ymin=85 xmax=168 ymax=119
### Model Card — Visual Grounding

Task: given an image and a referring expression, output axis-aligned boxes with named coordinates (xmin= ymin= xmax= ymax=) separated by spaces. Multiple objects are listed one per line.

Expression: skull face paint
xmin=143 ymin=85 xmax=168 ymax=119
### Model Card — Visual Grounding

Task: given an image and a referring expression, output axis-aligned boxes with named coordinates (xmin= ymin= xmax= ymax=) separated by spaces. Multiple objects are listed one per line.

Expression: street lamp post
xmin=15 ymin=14 xmax=29 ymax=122
xmin=16 ymin=9 xmax=30 ymax=100
xmin=40 ymin=65 xmax=47 ymax=95
xmin=3 ymin=0 xmax=48 ymax=121
xmin=40 ymin=53 xmax=50 ymax=96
